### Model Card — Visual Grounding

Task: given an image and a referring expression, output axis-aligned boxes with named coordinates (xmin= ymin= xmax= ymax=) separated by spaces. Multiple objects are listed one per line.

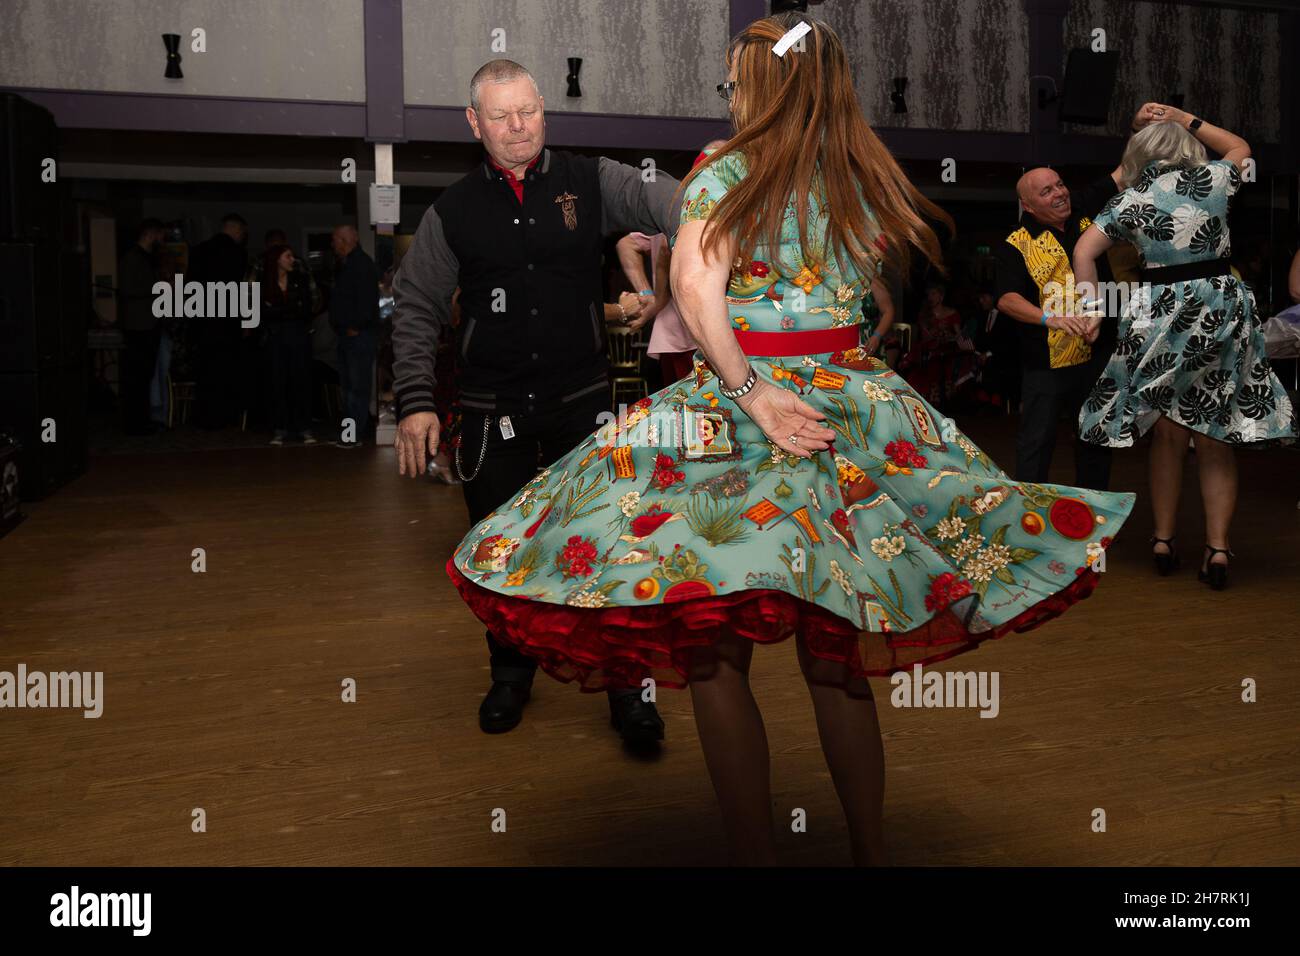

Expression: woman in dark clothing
xmin=262 ymin=244 xmax=317 ymax=444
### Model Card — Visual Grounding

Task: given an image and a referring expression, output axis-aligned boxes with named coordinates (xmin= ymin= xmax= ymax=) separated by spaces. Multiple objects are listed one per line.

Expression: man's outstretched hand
xmin=396 ymin=411 xmax=440 ymax=478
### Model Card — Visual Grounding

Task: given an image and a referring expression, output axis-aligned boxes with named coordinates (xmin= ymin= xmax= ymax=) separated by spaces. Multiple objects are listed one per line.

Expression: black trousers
xmin=269 ymin=325 xmax=312 ymax=435
xmin=194 ymin=323 xmax=240 ymax=429
xmin=122 ymin=328 xmax=161 ymax=434
xmin=1016 ymin=354 xmax=1112 ymax=491
xmin=459 ymin=390 xmax=610 ymax=686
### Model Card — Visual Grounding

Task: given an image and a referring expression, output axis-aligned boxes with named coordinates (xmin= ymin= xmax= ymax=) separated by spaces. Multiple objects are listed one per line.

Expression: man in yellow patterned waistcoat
xmin=993 ymin=164 xmax=1123 ymax=490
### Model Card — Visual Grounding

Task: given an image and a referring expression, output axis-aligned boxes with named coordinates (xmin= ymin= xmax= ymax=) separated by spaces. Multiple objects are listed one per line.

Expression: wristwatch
xmin=1188 ymin=117 xmax=1203 ymax=132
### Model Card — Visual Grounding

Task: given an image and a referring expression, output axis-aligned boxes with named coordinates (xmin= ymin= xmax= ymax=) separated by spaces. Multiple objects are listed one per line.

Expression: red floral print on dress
xmin=884 ymin=438 xmax=928 ymax=469
xmin=557 ymin=534 xmax=599 ymax=579
xmin=652 ymin=453 xmax=686 ymax=490
xmin=924 ymin=572 xmax=973 ymax=612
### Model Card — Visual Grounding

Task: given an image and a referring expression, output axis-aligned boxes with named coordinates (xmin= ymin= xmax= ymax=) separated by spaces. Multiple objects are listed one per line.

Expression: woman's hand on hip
xmin=735 ymin=379 xmax=835 ymax=459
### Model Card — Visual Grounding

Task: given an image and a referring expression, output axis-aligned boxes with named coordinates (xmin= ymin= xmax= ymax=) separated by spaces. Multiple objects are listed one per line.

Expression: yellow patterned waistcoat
xmin=1005 ymin=223 xmax=1091 ymax=369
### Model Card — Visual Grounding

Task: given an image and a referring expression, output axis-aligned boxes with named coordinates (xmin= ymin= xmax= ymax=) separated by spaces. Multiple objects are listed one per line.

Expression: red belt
xmin=733 ymin=325 xmax=860 ymax=357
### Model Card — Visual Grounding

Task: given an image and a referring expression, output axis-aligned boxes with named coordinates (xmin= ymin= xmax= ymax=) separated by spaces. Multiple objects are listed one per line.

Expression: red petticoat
xmin=447 ymin=558 xmax=1102 ymax=694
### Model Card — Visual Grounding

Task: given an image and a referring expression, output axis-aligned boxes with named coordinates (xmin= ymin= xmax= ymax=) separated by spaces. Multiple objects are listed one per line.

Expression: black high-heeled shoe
xmin=1198 ymin=545 xmax=1233 ymax=591
xmin=1151 ymin=535 xmax=1180 ymax=576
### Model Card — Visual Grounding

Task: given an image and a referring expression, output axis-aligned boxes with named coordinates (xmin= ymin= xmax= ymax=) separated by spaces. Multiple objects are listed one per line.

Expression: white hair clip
xmin=772 ymin=21 xmax=811 ymax=58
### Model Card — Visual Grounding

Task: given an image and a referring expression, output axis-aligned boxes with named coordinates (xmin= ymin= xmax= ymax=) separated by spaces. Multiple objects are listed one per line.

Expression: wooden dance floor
xmin=1 ymin=417 xmax=1297 ymax=866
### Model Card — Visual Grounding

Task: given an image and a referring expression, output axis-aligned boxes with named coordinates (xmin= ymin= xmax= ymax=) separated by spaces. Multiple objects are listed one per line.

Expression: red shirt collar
xmin=488 ymin=152 xmax=541 ymax=183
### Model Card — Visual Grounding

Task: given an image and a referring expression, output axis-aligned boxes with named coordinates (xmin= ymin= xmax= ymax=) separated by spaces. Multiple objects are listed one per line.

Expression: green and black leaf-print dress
xmin=447 ymin=152 xmax=1136 ymax=693
xmin=1080 ymin=159 xmax=1297 ymax=446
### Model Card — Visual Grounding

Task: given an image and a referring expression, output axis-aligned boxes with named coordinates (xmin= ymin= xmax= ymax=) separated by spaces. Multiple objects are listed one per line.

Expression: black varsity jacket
xmin=392 ymin=147 xmax=682 ymax=418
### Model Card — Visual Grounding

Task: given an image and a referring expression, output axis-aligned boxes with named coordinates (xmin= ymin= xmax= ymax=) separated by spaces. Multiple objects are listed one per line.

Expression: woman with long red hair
xmin=446 ymin=13 xmax=1136 ymax=864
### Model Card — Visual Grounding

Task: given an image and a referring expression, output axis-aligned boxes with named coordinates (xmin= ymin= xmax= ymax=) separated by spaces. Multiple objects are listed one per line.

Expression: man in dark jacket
xmin=329 ymin=224 xmax=380 ymax=448
xmin=117 ymin=219 xmax=167 ymax=435
xmin=392 ymin=59 xmax=681 ymax=742
xmin=190 ymin=213 xmax=249 ymax=429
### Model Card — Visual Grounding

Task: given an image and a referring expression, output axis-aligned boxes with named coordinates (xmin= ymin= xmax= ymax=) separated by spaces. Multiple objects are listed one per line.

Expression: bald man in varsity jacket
xmin=392 ymin=59 xmax=684 ymax=744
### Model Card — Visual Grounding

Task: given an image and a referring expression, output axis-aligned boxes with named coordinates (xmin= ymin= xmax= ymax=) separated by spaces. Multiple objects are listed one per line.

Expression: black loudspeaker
xmin=1059 ymin=49 xmax=1120 ymax=125
xmin=0 ymin=239 xmax=89 ymax=500
xmin=0 ymin=365 xmax=87 ymax=500
xmin=0 ymin=93 xmax=60 ymax=242
xmin=0 ymin=241 xmax=86 ymax=373
xmin=0 ymin=241 xmax=61 ymax=372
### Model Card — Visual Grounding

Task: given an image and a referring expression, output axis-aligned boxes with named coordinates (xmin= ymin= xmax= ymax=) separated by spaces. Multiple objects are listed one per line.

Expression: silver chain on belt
xmin=453 ymin=414 xmax=491 ymax=483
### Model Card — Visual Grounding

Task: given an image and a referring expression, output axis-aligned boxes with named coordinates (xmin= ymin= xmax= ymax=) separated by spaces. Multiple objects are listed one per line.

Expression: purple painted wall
xmin=7 ymin=87 xmax=366 ymax=138
xmin=364 ymin=0 xmax=404 ymax=143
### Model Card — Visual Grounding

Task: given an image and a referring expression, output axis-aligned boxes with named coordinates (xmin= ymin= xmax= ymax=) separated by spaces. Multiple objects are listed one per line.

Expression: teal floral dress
xmin=1079 ymin=159 xmax=1297 ymax=446
xmin=447 ymin=152 xmax=1136 ymax=692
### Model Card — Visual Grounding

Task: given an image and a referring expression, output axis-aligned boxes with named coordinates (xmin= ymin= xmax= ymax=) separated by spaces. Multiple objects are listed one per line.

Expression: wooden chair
xmin=891 ymin=322 xmax=913 ymax=355
xmin=320 ymin=381 xmax=342 ymax=423
xmin=167 ymin=377 xmax=197 ymax=428
xmin=606 ymin=323 xmax=648 ymax=407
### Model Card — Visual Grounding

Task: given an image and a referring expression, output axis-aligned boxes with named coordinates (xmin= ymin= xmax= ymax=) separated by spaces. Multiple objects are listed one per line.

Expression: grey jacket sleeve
xmin=598 ymin=157 xmax=683 ymax=240
xmin=391 ymin=205 xmax=459 ymax=420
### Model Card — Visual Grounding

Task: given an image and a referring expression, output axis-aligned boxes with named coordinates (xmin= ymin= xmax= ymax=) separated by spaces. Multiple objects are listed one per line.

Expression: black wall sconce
xmin=162 ymin=33 xmax=183 ymax=79
xmin=890 ymin=77 xmax=907 ymax=114
xmin=566 ymin=58 xmax=582 ymax=98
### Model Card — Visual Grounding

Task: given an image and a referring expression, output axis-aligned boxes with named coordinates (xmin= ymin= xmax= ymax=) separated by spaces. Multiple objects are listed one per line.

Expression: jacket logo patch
xmin=555 ymin=191 xmax=578 ymax=230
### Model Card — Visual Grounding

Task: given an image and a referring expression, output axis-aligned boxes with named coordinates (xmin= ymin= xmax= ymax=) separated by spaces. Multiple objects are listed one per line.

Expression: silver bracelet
xmin=718 ymin=364 xmax=758 ymax=400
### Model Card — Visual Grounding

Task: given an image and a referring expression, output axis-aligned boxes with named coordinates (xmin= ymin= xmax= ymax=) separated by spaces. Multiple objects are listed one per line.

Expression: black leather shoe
xmin=608 ymin=691 xmax=665 ymax=746
xmin=479 ymin=681 xmax=531 ymax=734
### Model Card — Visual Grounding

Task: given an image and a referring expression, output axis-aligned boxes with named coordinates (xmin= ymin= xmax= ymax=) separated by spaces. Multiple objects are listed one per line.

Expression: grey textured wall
xmin=819 ymin=0 xmax=1031 ymax=133
xmin=0 ymin=0 xmax=366 ymax=102
xmin=403 ymin=0 xmax=729 ymax=117
xmin=1 ymin=0 xmax=1282 ymax=149
xmin=1064 ymin=0 xmax=1282 ymax=143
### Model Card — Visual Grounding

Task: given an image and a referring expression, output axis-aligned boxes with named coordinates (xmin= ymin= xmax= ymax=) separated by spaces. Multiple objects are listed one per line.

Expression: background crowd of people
xmin=114 ymin=196 xmax=1297 ymax=462
xmin=114 ymin=215 xmax=382 ymax=448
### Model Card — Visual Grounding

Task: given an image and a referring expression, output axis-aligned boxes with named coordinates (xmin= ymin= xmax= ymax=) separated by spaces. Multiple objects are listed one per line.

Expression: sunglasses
xmin=716 ymin=80 xmax=738 ymax=102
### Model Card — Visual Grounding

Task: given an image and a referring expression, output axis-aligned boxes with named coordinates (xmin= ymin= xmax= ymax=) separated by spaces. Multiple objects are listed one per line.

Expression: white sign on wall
xmin=369 ymin=183 xmax=401 ymax=224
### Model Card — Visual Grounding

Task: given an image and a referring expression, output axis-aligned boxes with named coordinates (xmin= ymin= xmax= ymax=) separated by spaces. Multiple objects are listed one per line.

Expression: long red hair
xmin=261 ymin=244 xmax=292 ymax=302
xmin=684 ymin=12 xmax=952 ymax=284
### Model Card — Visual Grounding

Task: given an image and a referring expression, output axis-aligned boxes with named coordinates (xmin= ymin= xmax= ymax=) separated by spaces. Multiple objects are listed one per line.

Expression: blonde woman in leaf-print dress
xmin=1073 ymin=109 xmax=1296 ymax=591
xmin=447 ymin=13 xmax=1136 ymax=866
